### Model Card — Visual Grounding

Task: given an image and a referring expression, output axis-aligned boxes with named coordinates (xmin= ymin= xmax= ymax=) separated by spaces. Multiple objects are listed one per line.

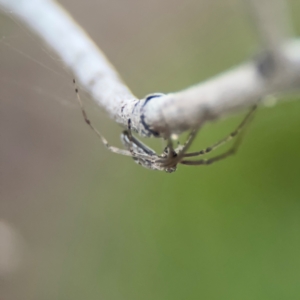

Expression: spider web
xmin=0 ymin=10 xmax=103 ymax=113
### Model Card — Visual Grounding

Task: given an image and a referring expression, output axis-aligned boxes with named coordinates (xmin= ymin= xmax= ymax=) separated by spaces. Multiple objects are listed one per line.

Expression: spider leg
xmin=174 ymin=128 xmax=198 ymax=153
xmin=158 ymin=128 xmax=199 ymax=166
xmin=73 ymin=79 xmax=133 ymax=157
xmin=124 ymin=119 xmax=156 ymax=157
xmin=165 ymin=137 xmax=176 ymax=159
xmin=175 ymin=128 xmax=199 ymax=159
xmin=180 ymin=131 xmax=244 ymax=166
xmin=183 ymin=105 xmax=256 ymax=158
xmin=124 ymin=119 xmax=136 ymax=155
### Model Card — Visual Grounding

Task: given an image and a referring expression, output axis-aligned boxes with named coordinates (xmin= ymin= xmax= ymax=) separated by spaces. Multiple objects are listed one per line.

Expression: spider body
xmin=73 ymin=79 xmax=256 ymax=173
xmin=121 ymin=130 xmax=177 ymax=173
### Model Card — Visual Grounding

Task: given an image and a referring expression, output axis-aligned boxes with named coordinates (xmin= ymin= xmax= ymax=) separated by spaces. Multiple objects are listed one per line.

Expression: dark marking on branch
xmin=140 ymin=114 xmax=160 ymax=137
xmin=256 ymin=52 xmax=277 ymax=78
xmin=132 ymin=101 xmax=139 ymax=114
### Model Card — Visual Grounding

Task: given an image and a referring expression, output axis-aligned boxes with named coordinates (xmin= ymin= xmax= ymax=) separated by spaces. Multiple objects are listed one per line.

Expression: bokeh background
xmin=1 ymin=0 xmax=300 ymax=299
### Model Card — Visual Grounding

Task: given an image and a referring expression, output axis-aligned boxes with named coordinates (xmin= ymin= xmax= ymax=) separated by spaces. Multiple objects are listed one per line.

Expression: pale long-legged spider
xmin=74 ymin=79 xmax=256 ymax=173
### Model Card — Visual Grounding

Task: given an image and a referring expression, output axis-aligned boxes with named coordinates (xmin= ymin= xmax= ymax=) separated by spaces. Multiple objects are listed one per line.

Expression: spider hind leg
xmin=183 ymin=105 xmax=256 ymax=158
xmin=180 ymin=105 xmax=257 ymax=166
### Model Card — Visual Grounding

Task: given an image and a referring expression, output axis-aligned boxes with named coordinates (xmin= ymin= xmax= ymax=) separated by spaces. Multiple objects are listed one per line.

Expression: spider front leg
xmin=122 ymin=119 xmax=157 ymax=158
xmin=124 ymin=118 xmax=136 ymax=155
xmin=73 ymin=79 xmax=133 ymax=157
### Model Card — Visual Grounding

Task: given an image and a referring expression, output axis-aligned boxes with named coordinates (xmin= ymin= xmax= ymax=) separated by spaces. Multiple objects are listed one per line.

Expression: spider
xmin=73 ymin=79 xmax=256 ymax=173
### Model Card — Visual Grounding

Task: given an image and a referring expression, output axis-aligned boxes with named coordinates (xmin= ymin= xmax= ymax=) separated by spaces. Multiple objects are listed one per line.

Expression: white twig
xmin=245 ymin=0 xmax=292 ymax=54
xmin=0 ymin=0 xmax=299 ymax=138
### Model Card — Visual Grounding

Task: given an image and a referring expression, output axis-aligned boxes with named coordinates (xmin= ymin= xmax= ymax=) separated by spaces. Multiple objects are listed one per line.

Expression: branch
xmin=0 ymin=0 xmax=299 ymax=138
xmin=245 ymin=0 xmax=293 ymax=54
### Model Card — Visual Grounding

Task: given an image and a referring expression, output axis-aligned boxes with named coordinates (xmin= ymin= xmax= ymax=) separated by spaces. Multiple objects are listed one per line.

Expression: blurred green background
xmin=1 ymin=0 xmax=300 ymax=299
